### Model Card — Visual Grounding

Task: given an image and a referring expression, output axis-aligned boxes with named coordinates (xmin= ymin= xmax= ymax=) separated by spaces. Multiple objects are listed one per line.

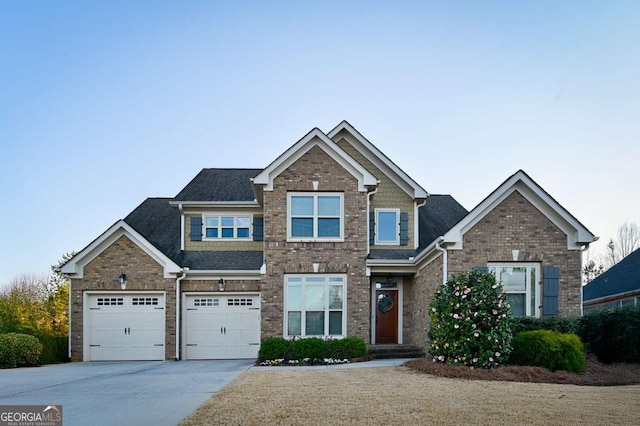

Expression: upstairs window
xmin=375 ymin=208 xmax=400 ymax=245
xmin=204 ymin=215 xmax=251 ymax=240
xmin=288 ymin=193 xmax=343 ymax=241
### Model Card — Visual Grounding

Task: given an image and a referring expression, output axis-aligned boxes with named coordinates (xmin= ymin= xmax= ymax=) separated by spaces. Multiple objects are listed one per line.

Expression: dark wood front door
xmin=375 ymin=289 xmax=398 ymax=344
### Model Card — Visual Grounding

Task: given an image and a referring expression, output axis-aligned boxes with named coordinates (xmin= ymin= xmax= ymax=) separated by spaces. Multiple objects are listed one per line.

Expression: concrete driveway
xmin=0 ymin=359 xmax=254 ymax=426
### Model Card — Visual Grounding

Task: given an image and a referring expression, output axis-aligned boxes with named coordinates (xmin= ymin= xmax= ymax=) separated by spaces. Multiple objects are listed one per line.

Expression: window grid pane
xmin=289 ymin=194 xmax=342 ymax=239
xmin=286 ymin=276 xmax=345 ymax=337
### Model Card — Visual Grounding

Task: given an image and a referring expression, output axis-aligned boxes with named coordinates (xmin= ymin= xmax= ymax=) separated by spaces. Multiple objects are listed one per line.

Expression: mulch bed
xmin=404 ymin=356 xmax=640 ymax=386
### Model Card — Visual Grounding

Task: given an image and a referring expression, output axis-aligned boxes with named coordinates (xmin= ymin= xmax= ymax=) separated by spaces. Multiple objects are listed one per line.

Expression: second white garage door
xmin=184 ymin=294 xmax=260 ymax=360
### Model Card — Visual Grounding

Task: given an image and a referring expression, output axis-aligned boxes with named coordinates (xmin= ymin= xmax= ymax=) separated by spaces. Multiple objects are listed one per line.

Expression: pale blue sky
xmin=1 ymin=1 xmax=638 ymax=285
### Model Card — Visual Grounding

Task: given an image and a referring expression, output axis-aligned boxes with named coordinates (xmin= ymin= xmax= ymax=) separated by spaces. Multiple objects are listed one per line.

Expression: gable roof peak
xmin=252 ymin=126 xmax=378 ymax=192
xmin=327 ymin=121 xmax=428 ymax=199
xmin=441 ymin=169 xmax=597 ymax=250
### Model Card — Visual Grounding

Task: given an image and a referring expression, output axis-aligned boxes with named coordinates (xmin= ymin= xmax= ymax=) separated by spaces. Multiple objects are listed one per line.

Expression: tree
xmin=604 ymin=222 xmax=639 ymax=268
xmin=582 ymin=259 xmax=605 ymax=284
xmin=0 ymin=252 xmax=75 ymax=336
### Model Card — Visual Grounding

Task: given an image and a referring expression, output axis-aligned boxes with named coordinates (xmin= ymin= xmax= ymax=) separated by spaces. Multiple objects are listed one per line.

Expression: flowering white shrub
xmin=428 ymin=269 xmax=513 ymax=368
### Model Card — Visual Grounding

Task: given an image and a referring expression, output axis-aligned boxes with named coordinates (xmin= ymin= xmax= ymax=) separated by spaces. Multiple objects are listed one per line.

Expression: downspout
xmin=179 ymin=204 xmax=185 ymax=251
xmin=414 ymin=199 xmax=427 ymax=250
xmin=435 ymin=237 xmax=447 ymax=284
xmin=68 ymin=277 xmax=72 ymax=360
xmin=579 ymin=244 xmax=590 ymax=317
xmin=175 ymin=269 xmax=188 ymax=360
xmin=366 ymin=187 xmax=379 ymax=255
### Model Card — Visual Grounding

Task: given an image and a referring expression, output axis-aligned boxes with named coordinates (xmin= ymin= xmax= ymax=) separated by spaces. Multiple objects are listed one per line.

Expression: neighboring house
xmin=61 ymin=121 xmax=597 ymax=361
xmin=583 ymin=247 xmax=640 ymax=313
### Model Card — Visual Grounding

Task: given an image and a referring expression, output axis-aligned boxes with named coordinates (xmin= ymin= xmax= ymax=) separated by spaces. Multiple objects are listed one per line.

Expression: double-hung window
xmin=285 ymin=275 xmax=346 ymax=337
xmin=375 ymin=208 xmax=400 ymax=245
xmin=288 ymin=193 xmax=343 ymax=241
xmin=488 ymin=264 xmax=540 ymax=317
xmin=204 ymin=215 xmax=251 ymax=239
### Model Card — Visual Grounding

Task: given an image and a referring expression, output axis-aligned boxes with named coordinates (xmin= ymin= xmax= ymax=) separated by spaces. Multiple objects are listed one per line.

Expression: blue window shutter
xmin=369 ymin=212 xmax=375 ymax=245
xmin=472 ymin=266 xmax=489 ymax=273
xmin=253 ymin=217 xmax=264 ymax=241
xmin=399 ymin=212 xmax=409 ymax=246
xmin=190 ymin=216 xmax=202 ymax=241
xmin=543 ymin=266 xmax=560 ymax=316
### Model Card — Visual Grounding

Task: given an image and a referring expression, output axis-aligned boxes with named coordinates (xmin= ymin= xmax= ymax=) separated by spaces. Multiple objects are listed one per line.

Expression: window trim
xmin=287 ymin=193 xmax=344 ymax=242
xmin=488 ymin=263 xmax=540 ymax=318
xmin=283 ymin=274 xmax=347 ymax=338
xmin=374 ymin=208 xmax=400 ymax=245
xmin=202 ymin=213 xmax=252 ymax=241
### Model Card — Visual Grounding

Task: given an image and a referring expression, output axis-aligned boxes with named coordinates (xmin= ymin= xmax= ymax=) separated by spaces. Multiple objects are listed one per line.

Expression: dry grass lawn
xmin=181 ymin=366 xmax=640 ymax=426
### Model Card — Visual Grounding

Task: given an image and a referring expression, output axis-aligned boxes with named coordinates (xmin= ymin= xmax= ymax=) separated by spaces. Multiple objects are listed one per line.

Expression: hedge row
xmin=510 ymin=307 xmax=640 ymax=364
xmin=0 ymin=333 xmax=43 ymax=368
xmin=258 ymin=337 xmax=367 ymax=361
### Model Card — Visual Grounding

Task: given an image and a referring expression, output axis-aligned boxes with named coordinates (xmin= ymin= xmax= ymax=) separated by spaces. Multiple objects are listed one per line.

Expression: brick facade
xmin=447 ymin=191 xmax=583 ymax=317
xmin=70 ymin=235 xmax=176 ymax=361
xmin=260 ymin=145 xmax=371 ymax=341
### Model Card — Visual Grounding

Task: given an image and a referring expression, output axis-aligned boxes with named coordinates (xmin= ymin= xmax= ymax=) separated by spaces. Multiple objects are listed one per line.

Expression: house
xmin=583 ymin=247 xmax=640 ymax=313
xmin=61 ymin=121 xmax=597 ymax=361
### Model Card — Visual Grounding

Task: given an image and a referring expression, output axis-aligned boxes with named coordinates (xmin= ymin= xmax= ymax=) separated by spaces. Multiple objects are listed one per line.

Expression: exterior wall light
xmin=119 ymin=273 xmax=127 ymax=290
xmin=218 ymin=278 xmax=225 ymax=292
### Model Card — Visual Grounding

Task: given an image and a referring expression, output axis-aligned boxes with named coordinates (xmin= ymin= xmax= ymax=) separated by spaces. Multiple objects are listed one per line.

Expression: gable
xmin=328 ymin=121 xmax=428 ymax=199
xmin=441 ymin=170 xmax=596 ymax=250
xmin=60 ymin=220 xmax=181 ymax=279
xmin=252 ymin=128 xmax=378 ymax=193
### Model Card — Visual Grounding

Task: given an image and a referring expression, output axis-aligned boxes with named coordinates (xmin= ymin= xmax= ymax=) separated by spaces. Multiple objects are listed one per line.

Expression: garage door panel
xmin=86 ymin=293 xmax=165 ymax=361
xmin=184 ymin=294 xmax=260 ymax=360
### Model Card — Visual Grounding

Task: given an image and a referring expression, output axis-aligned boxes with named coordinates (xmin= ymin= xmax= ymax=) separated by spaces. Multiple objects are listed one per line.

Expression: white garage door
xmin=86 ymin=293 xmax=165 ymax=361
xmin=184 ymin=294 xmax=260 ymax=360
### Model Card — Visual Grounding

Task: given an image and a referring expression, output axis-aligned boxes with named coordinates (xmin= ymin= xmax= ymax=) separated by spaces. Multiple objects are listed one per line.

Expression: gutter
xmin=175 ymin=269 xmax=188 ymax=360
xmin=435 ymin=237 xmax=447 ymax=284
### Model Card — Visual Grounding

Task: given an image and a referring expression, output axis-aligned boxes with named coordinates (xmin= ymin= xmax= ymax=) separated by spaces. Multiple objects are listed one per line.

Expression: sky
xmin=1 ymin=1 xmax=639 ymax=286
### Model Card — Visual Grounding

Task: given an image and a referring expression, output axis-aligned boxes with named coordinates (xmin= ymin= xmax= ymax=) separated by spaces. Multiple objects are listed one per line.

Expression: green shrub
xmin=429 ymin=270 xmax=513 ymax=368
xmin=511 ymin=316 xmax=578 ymax=335
xmin=36 ymin=334 xmax=69 ymax=364
xmin=328 ymin=337 xmax=366 ymax=359
xmin=0 ymin=333 xmax=43 ymax=368
xmin=292 ymin=337 xmax=328 ymax=360
xmin=510 ymin=330 xmax=585 ymax=372
xmin=578 ymin=307 xmax=640 ymax=363
xmin=258 ymin=337 xmax=292 ymax=360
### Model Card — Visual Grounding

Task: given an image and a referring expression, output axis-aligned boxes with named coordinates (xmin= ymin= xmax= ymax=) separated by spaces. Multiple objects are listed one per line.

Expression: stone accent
xmin=261 ymin=145 xmax=371 ymax=342
xmin=447 ymin=191 xmax=582 ymax=317
xmin=70 ymin=235 xmax=176 ymax=361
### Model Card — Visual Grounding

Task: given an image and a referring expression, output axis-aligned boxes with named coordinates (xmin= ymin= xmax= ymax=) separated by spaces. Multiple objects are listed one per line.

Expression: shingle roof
xmin=179 ymin=251 xmax=264 ymax=270
xmin=173 ymin=168 xmax=262 ymax=202
xmin=583 ymin=247 xmax=640 ymax=302
xmin=124 ymin=198 xmax=182 ymax=263
xmin=418 ymin=195 xmax=468 ymax=250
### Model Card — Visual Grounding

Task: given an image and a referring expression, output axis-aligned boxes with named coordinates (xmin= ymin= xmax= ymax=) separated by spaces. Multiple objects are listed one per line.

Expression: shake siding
xmin=447 ymin=191 xmax=582 ymax=317
xmin=184 ymin=209 xmax=264 ymax=251
xmin=70 ymin=236 xmax=176 ymax=361
xmin=260 ymin=145 xmax=371 ymax=341
xmin=336 ymin=138 xmax=415 ymax=249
